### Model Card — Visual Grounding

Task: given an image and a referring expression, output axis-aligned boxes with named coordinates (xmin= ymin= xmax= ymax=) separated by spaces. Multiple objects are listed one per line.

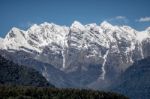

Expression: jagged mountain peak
xmin=101 ymin=21 xmax=111 ymax=25
xmin=28 ymin=22 xmax=69 ymax=35
xmin=85 ymin=23 xmax=98 ymax=28
xmin=3 ymin=21 xmax=149 ymax=41
xmin=100 ymin=21 xmax=114 ymax=29
xmin=1 ymin=21 xmax=150 ymax=51
xmin=11 ymin=27 xmax=21 ymax=31
xmin=29 ymin=24 xmax=39 ymax=30
xmin=71 ymin=20 xmax=83 ymax=26
xmin=1 ymin=21 xmax=150 ymax=50
xmin=9 ymin=27 xmax=23 ymax=34
xmin=5 ymin=27 xmax=25 ymax=39
xmin=71 ymin=21 xmax=85 ymax=31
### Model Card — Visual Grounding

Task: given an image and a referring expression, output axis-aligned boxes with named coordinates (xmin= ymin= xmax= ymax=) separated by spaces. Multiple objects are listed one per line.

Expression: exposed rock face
xmin=0 ymin=21 xmax=150 ymax=88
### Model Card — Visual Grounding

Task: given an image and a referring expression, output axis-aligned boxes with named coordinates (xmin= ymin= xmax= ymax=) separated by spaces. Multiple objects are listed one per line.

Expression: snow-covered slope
xmin=0 ymin=21 xmax=150 ymax=88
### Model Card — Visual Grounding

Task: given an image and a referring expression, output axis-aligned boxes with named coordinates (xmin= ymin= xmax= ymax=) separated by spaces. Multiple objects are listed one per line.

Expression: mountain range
xmin=0 ymin=21 xmax=150 ymax=89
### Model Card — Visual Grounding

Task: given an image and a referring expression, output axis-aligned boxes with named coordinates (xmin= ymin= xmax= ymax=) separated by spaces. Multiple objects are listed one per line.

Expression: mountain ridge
xmin=0 ymin=21 xmax=150 ymax=88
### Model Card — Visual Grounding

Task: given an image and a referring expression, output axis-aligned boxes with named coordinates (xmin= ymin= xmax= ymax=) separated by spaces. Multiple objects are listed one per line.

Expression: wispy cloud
xmin=115 ymin=16 xmax=126 ymax=20
xmin=108 ymin=16 xmax=129 ymax=24
xmin=137 ymin=17 xmax=150 ymax=22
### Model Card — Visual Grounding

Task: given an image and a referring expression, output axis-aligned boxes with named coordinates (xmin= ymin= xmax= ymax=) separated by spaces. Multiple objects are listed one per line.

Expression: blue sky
xmin=0 ymin=0 xmax=150 ymax=37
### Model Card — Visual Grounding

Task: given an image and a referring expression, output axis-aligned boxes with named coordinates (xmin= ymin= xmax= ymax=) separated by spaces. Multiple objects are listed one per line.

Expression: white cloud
xmin=137 ymin=17 xmax=150 ymax=22
xmin=108 ymin=16 xmax=128 ymax=24
xmin=115 ymin=16 xmax=126 ymax=19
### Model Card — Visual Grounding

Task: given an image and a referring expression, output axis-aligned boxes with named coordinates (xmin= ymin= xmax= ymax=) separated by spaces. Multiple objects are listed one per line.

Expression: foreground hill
xmin=0 ymin=55 xmax=54 ymax=87
xmin=0 ymin=85 xmax=128 ymax=99
xmin=112 ymin=57 xmax=150 ymax=99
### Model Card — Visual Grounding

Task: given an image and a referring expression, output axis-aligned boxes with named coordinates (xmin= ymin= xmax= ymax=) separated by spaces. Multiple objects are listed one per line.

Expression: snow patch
xmin=136 ymin=31 xmax=148 ymax=42
xmin=99 ymin=49 xmax=109 ymax=80
xmin=139 ymin=42 xmax=144 ymax=59
xmin=62 ymin=49 xmax=66 ymax=68
xmin=42 ymin=65 xmax=49 ymax=82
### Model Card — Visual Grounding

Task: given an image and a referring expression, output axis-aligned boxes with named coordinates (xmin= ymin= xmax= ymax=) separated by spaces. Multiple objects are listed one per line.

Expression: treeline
xmin=0 ymin=85 xmax=128 ymax=99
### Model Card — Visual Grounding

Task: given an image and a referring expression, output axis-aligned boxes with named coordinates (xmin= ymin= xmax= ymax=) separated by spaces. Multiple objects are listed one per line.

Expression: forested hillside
xmin=0 ymin=55 xmax=54 ymax=87
xmin=0 ymin=85 xmax=128 ymax=99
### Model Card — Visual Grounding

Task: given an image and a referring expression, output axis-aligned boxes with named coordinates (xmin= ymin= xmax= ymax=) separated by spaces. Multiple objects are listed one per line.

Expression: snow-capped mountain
xmin=0 ymin=21 xmax=150 ymax=88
